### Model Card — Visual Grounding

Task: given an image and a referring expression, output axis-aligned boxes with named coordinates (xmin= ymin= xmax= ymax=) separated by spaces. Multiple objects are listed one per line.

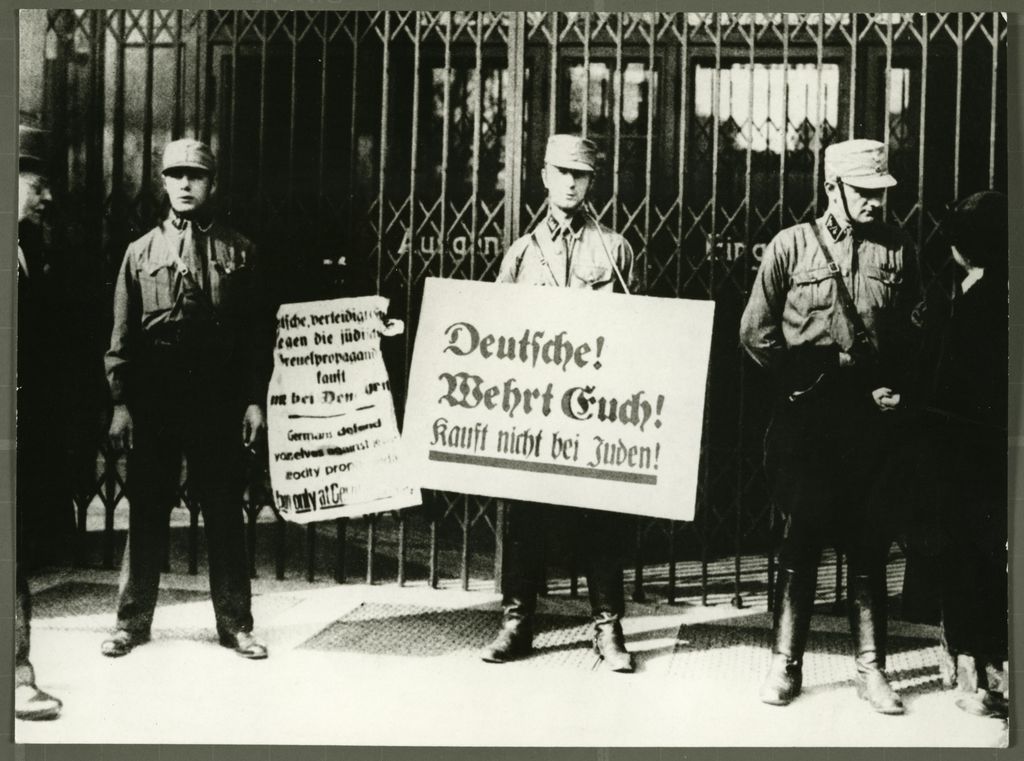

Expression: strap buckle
xmin=827 ymin=261 xmax=841 ymax=275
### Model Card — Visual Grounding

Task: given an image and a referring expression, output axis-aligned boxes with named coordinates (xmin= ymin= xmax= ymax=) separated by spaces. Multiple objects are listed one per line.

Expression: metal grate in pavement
xmin=301 ymin=603 xmax=602 ymax=669
xmin=669 ymin=611 xmax=946 ymax=695
xmin=31 ymin=581 xmax=208 ymax=621
xmin=29 ymin=581 xmax=304 ymax=642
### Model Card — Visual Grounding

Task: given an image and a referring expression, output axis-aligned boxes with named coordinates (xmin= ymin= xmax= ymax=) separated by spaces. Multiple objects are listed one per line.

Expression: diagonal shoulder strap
xmin=807 ymin=221 xmax=876 ymax=357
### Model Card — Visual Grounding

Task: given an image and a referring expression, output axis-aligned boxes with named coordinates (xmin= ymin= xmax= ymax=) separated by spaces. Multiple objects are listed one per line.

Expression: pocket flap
xmin=791 ymin=266 xmax=833 ymax=286
xmin=863 ymin=266 xmax=902 ymax=286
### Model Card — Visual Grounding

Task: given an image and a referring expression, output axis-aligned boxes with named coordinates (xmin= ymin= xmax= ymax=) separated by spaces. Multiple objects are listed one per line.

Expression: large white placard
xmin=267 ymin=296 xmax=421 ymax=522
xmin=403 ymin=278 xmax=714 ymax=520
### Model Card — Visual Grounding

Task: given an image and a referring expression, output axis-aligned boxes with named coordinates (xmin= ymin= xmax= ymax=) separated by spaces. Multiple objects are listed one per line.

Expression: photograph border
xmin=1 ymin=1 xmax=1021 ymax=759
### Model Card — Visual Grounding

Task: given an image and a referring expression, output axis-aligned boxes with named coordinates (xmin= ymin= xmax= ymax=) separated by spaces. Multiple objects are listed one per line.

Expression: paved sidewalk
xmin=14 ymin=557 xmax=1008 ymax=748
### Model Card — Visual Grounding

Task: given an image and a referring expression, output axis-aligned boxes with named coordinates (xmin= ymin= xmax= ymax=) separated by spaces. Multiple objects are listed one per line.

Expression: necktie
xmin=559 ymin=224 xmax=573 ymax=285
xmin=174 ymin=218 xmax=210 ymax=292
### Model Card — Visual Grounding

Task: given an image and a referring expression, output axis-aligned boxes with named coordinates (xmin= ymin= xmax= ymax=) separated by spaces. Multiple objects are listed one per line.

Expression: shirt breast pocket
xmin=138 ymin=262 xmax=176 ymax=314
xmin=789 ymin=266 xmax=834 ymax=312
xmin=211 ymin=257 xmax=249 ymax=311
xmin=862 ymin=265 xmax=902 ymax=308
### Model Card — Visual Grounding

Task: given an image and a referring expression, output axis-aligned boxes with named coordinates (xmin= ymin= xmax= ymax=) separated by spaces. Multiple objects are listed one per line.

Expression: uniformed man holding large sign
xmin=480 ymin=134 xmax=638 ymax=672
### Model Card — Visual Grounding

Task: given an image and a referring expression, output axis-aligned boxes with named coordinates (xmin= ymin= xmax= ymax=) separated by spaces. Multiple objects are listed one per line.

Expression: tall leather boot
xmin=593 ymin=612 xmax=634 ymax=673
xmin=760 ymin=567 xmax=814 ymax=705
xmin=481 ymin=597 xmax=534 ymax=663
xmin=848 ymin=573 xmax=904 ymax=715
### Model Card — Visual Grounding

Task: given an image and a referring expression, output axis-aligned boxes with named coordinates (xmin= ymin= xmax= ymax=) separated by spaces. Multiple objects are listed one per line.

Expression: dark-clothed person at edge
xmin=15 ymin=124 xmax=64 ymax=721
xmin=910 ymin=191 xmax=1008 ymax=719
xmin=480 ymin=134 xmax=638 ymax=673
xmin=740 ymin=138 xmax=922 ymax=714
xmin=102 ymin=138 xmax=271 ymax=660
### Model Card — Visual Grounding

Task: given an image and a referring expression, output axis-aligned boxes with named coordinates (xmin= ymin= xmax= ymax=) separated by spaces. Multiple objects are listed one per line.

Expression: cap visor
xmin=843 ymin=174 xmax=897 ymax=190
xmin=162 ymin=162 xmax=213 ymax=174
xmin=546 ymin=161 xmax=594 ymax=172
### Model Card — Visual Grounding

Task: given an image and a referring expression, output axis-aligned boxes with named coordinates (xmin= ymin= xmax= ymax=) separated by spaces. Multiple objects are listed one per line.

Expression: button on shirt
xmin=739 ymin=214 xmax=919 ymax=373
xmin=497 ymin=213 xmax=637 ymax=292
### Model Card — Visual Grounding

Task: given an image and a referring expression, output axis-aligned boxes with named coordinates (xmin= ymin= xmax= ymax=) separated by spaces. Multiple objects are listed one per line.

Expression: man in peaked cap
xmin=740 ymin=138 xmax=922 ymax=714
xmin=102 ymin=138 xmax=273 ymax=660
xmin=481 ymin=134 xmax=638 ymax=672
xmin=15 ymin=124 xmax=64 ymax=721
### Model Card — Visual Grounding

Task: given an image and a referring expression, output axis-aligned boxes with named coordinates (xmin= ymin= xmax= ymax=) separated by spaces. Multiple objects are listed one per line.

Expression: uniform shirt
xmin=105 ymin=213 xmax=267 ymax=404
xmin=497 ymin=213 xmax=638 ymax=293
xmin=739 ymin=213 xmax=918 ymax=380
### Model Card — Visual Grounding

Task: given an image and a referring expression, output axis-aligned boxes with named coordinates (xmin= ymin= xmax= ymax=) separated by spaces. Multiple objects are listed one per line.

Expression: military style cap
xmin=824 ymin=139 xmax=896 ymax=189
xmin=19 ymin=125 xmax=49 ymax=175
xmin=161 ymin=138 xmax=216 ymax=175
xmin=544 ymin=134 xmax=598 ymax=172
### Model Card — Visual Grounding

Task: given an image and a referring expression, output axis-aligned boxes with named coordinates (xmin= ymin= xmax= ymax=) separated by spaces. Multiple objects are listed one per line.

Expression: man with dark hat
xmin=15 ymin=124 xmax=64 ymax=720
xmin=740 ymin=138 xmax=922 ymax=714
xmin=480 ymin=134 xmax=638 ymax=672
xmin=102 ymin=138 xmax=271 ymax=660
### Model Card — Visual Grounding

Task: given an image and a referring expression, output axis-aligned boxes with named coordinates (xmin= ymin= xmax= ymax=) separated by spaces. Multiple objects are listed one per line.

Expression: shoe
xmin=593 ymin=613 xmax=634 ymax=673
xmin=956 ymin=689 xmax=1009 ymax=720
xmin=848 ymin=573 xmax=904 ymax=715
xmin=14 ymin=685 xmax=62 ymax=721
xmin=759 ymin=568 xmax=814 ymax=706
xmin=219 ymin=630 xmax=268 ymax=660
xmin=101 ymin=628 xmax=150 ymax=658
xmin=481 ymin=604 xmax=533 ymax=663
xmin=760 ymin=653 xmax=803 ymax=706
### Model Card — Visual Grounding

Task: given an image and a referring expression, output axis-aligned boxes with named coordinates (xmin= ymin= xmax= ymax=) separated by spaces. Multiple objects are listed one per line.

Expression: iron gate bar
xmin=366 ymin=513 xmax=376 ymax=584
xmin=287 ymin=13 xmax=297 ymax=213
xmin=549 ymin=14 xmax=558 ymax=136
xmin=407 ymin=11 xmax=421 ymax=387
xmin=201 ymin=11 xmax=211 ymax=144
xmin=731 ymin=13 xmax=757 ymax=611
xmin=916 ymin=15 xmax=928 ymax=254
xmin=642 ymin=13 xmax=656 ymax=290
xmin=812 ymin=14 xmax=824 ymax=218
xmin=430 ymin=502 xmax=440 ymax=588
xmin=612 ymin=15 xmax=623 ymax=233
xmin=441 ymin=16 xmax=452 ymax=278
xmin=882 ymin=15 xmax=893 ymax=220
xmin=375 ymin=12 xmax=390 ymax=299
xmin=257 ymin=14 xmax=268 ymax=204
xmin=142 ymin=11 xmax=154 ymax=202
xmin=848 ymin=14 xmax=857 ymax=137
xmin=87 ymin=9 xmax=103 ymax=250
xmin=779 ymin=17 xmax=788 ymax=231
xmin=988 ymin=12 xmax=998 ymax=187
xmin=582 ymin=14 xmax=590 ymax=139
xmin=227 ymin=12 xmax=238 ymax=214
xmin=275 ymin=513 xmax=285 ymax=580
xmin=335 ymin=518 xmax=347 ymax=583
xmin=173 ymin=9 xmax=183 ymax=138
xmin=305 ymin=522 xmax=315 ymax=582
xmin=318 ymin=11 xmax=328 ymax=226
xmin=953 ymin=15 xmax=963 ymax=199
xmin=470 ymin=13 xmax=483 ymax=283
xmin=112 ymin=10 xmax=125 ymax=240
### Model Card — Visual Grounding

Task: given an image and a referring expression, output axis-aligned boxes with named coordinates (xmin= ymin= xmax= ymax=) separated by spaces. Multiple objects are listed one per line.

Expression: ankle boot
xmin=481 ymin=599 xmax=533 ymax=663
xmin=760 ymin=568 xmax=814 ymax=706
xmin=848 ymin=573 xmax=904 ymax=715
xmin=593 ymin=612 xmax=634 ymax=673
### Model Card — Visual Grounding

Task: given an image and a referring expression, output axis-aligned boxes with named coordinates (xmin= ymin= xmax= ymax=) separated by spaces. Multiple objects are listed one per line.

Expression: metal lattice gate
xmin=21 ymin=10 xmax=1007 ymax=601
